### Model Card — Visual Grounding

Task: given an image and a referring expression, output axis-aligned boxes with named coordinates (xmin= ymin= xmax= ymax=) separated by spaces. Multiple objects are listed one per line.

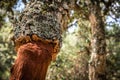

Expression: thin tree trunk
xmin=88 ymin=5 xmax=107 ymax=80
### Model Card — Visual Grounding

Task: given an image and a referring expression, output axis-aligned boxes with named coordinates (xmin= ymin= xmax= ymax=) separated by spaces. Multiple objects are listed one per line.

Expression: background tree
xmin=74 ymin=0 xmax=120 ymax=80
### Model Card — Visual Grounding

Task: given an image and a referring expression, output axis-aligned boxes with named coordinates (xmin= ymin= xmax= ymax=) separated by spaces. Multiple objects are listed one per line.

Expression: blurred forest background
xmin=0 ymin=0 xmax=120 ymax=80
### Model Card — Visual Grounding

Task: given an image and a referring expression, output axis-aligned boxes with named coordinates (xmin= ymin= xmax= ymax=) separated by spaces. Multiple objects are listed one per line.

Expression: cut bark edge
xmin=13 ymin=34 xmax=60 ymax=60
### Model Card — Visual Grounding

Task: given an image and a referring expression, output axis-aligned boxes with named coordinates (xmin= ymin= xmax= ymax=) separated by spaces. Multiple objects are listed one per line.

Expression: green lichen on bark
xmin=13 ymin=0 xmax=63 ymax=47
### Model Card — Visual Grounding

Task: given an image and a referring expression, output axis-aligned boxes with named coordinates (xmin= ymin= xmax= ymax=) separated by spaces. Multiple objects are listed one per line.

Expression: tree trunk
xmin=10 ymin=0 xmax=69 ymax=80
xmin=88 ymin=5 xmax=107 ymax=80
xmin=10 ymin=41 xmax=53 ymax=80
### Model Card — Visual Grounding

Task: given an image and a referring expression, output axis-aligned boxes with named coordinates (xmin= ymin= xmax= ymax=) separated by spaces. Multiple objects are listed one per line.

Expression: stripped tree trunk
xmin=88 ymin=4 xmax=107 ymax=80
xmin=10 ymin=0 xmax=69 ymax=80
xmin=10 ymin=42 xmax=53 ymax=80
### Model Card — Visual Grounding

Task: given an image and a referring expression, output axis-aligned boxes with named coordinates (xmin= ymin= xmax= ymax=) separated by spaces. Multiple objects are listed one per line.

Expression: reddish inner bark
xmin=10 ymin=41 xmax=54 ymax=80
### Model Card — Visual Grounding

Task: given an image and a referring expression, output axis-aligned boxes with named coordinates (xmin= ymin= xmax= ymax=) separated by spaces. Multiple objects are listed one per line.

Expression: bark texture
xmin=10 ymin=0 xmax=69 ymax=80
xmin=13 ymin=1 xmax=62 ymax=58
xmin=88 ymin=4 xmax=107 ymax=80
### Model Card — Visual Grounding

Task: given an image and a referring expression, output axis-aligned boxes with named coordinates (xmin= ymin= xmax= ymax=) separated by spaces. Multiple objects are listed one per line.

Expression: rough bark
xmin=88 ymin=4 xmax=107 ymax=80
xmin=10 ymin=0 xmax=69 ymax=80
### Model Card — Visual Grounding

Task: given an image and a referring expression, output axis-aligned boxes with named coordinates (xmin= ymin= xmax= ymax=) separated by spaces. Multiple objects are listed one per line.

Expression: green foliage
xmin=46 ymin=31 xmax=79 ymax=80
xmin=46 ymin=20 xmax=90 ymax=80
xmin=0 ymin=22 xmax=15 ymax=80
xmin=106 ymin=23 xmax=120 ymax=80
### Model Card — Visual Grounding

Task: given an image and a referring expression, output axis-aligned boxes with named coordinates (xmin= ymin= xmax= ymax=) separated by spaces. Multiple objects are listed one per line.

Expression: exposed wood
xmin=10 ymin=41 xmax=54 ymax=80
